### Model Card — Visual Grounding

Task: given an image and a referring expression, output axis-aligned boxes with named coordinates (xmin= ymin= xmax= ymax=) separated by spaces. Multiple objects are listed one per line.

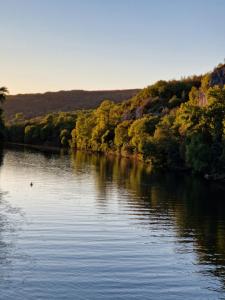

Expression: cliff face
xmin=198 ymin=91 xmax=208 ymax=106
xmin=210 ymin=64 xmax=225 ymax=87
xmin=198 ymin=64 xmax=225 ymax=107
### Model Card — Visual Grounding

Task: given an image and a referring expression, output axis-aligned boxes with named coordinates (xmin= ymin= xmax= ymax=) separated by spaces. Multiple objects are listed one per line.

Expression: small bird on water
xmin=30 ymin=182 xmax=33 ymax=187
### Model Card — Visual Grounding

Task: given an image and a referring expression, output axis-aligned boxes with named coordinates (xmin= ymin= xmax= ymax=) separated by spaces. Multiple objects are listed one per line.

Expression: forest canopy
xmin=5 ymin=64 xmax=225 ymax=178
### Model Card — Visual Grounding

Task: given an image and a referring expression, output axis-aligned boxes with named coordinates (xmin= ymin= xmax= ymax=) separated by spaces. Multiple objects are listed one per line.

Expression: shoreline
xmin=4 ymin=142 xmax=63 ymax=153
xmin=4 ymin=142 xmax=225 ymax=183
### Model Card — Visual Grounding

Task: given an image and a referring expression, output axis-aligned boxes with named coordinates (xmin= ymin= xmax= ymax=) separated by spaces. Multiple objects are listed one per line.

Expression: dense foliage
xmin=0 ymin=87 xmax=8 ymax=141
xmin=70 ymin=70 xmax=225 ymax=177
xmin=6 ymin=112 xmax=78 ymax=147
xmin=5 ymin=64 xmax=225 ymax=178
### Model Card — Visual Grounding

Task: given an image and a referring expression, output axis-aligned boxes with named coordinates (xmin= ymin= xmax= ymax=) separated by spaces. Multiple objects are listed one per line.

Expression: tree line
xmin=4 ymin=64 xmax=225 ymax=178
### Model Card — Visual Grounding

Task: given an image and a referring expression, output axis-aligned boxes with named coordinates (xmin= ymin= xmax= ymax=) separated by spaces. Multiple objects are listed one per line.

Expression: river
xmin=0 ymin=148 xmax=225 ymax=299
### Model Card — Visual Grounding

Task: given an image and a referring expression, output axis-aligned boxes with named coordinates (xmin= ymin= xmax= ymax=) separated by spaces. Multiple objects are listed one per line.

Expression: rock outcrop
xmin=198 ymin=64 xmax=225 ymax=107
xmin=210 ymin=64 xmax=225 ymax=87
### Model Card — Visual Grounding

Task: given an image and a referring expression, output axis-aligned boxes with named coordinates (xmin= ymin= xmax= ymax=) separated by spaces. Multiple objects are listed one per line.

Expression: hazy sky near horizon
xmin=1 ymin=0 xmax=225 ymax=94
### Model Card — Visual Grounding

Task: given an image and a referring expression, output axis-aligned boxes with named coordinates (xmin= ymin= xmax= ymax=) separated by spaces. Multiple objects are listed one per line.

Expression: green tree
xmin=24 ymin=125 xmax=40 ymax=144
xmin=0 ymin=87 xmax=8 ymax=141
xmin=0 ymin=87 xmax=8 ymax=103
xmin=114 ymin=120 xmax=132 ymax=149
xmin=60 ymin=129 xmax=70 ymax=147
xmin=185 ymin=133 xmax=212 ymax=173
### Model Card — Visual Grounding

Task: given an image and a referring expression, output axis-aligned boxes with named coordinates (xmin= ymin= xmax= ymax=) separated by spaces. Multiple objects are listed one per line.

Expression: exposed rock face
xmin=198 ymin=91 xmax=208 ymax=106
xmin=135 ymin=106 xmax=144 ymax=119
xmin=210 ymin=64 xmax=225 ymax=87
xmin=122 ymin=98 xmax=153 ymax=121
xmin=122 ymin=111 xmax=135 ymax=121
xmin=198 ymin=64 xmax=225 ymax=107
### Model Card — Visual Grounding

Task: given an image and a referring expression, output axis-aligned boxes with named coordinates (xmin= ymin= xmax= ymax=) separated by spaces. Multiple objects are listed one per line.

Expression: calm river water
xmin=0 ymin=148 xmax=225 ymax=299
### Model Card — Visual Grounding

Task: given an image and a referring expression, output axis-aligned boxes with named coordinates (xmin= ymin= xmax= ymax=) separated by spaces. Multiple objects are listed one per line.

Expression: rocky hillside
xmin=210 ymin=64 xmax=225 ymax=87
xmin=198 ymin=64 xmax=225 ymax=107
xmin=3 ymin=89 xmax=139 ymax=121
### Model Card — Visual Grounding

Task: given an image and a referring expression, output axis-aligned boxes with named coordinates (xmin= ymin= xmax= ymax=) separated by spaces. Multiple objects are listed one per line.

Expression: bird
xmin=30 ymin=182 xmax=33 ymax=187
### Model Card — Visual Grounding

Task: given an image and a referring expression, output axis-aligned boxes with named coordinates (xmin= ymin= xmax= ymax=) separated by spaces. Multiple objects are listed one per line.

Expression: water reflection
xmin=71 ymin=151 xmax=225 ymax=287
xmin=1 ymin=147 xmax=225 ymax=299
xmin=0 ymin=148 xmax=26 ymax=285
xmin=0 ymin=149 xmax=8 ymax=262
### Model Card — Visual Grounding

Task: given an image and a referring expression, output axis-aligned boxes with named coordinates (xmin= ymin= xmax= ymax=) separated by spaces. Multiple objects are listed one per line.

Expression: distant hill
xmin=3 ymin=89 xmax=140 ymax=120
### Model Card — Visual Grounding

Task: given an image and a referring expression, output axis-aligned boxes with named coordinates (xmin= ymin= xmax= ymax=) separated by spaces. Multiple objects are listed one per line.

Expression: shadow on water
xmin=71 ymin=150 xmax=225 ymax=288
xmin=4 ymin=143 xmax=64 ymax=159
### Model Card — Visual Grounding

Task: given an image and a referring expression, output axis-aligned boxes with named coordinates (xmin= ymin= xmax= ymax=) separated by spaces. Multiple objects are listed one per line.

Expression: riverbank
xmin=4 ymin=142 xmax=225 ymax=184
xmin=4 ymin=142 xmax=63 ymax=153
xmin=4 ymin=64 xmax=225 ymax=182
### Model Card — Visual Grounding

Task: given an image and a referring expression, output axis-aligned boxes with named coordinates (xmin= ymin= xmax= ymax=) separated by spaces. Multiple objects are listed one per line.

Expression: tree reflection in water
xmin=71 ymin=150 xmax=225 ymax=287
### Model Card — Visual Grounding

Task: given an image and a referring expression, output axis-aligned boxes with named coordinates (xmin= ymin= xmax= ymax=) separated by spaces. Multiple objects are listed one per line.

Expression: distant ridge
xmin=4 ymin=89 xmax=140 ymax=120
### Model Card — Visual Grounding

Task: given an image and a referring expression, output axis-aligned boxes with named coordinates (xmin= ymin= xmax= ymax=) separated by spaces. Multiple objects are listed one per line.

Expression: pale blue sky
xmin=1 ymin=0 xmax=225 ymax=94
